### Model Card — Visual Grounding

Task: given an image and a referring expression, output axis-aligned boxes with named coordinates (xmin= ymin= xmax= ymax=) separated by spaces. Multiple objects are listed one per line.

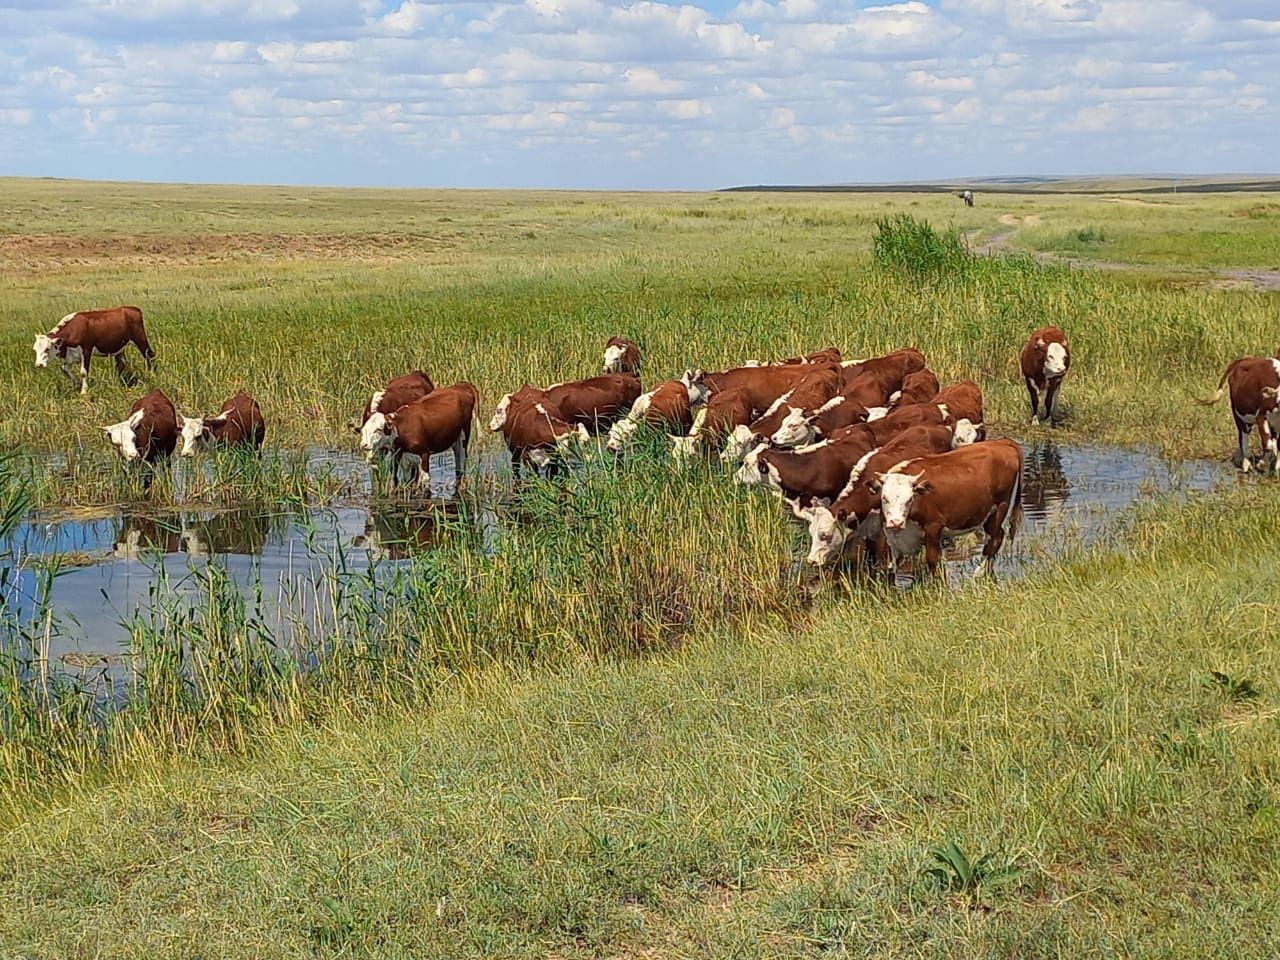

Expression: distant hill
xmin=724 ymin=175 xmax=1280 ymax=195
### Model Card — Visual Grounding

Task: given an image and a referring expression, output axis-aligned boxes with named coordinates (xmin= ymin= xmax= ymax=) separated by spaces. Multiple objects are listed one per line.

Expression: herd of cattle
xmin=27 ymin=303 xmax=1280 ymax=578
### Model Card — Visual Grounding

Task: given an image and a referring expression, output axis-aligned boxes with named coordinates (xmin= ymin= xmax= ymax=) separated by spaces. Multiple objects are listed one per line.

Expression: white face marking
xmin=607 ymin=417 xmax=638 ymax=452
xmin=1269 ymin=359 xmax=1280 ymax=386
xmin=602 ymin=344 xmax=627 ymax=373
xmin=720 ymin=424 xmax=756 ymax=463
xmin=1045 ymin=342 xmax=1068 ymax=378
xmin=103 ymin=411 xmax=144 ymax=461
xmin=489 ymin=394 xmax=513 ymax=431
xmin=936 ymin=403 xmax=949 ymax=420
xmin=805 ymin=506 xmax=847 ymax=565
xmin=681 ymin=371 xmax=709 ymax=406
xmin=179 ymin=416 xmax=208 ymax=457
xmin=361 ymin=411 xmax=396 ymax=463
xmin=771 ymin=407 xmax=810 ymax=448
xmin=734 ymin=443 xmax=771 ymax=485
xmin=952 ymin=419 xmax=978 ymax=447
xmin=866 ymin=406 xmax=888 ymax=422
xmin=879 ymin=472 xmax=922 ymax=530
xmin=528 ymin=448 xmax=552 ymax=471
xmin=887 ymin=390 xmax=902 ymax=405
xmin=33 ymin=334 xmax=52 ymax=367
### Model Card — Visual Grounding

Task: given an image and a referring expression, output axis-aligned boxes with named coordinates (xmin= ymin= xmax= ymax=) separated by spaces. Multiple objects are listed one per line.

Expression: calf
xmin=362 ymin=382 xmax=479 ymax=487
xmin=361 ymin=370 xmax=435 ymax=426
xmin=889 ymin=368 xmax=940 ymax=408
xmin=798 ymin=424 xmax=968 ymax=566
xmin=602 ymin=336 xmax=642 ymax=375
xmin=671 ymin=387 xmax=753 ymax=461
xmin=721 ymin=366 xmax=842 ymax=462
xmin=102 ymin=389 xmax=178 ymax=465
xmin=1199 ymin=357 xmax=1280 ymax=472
xmin=179 ymin=391 xmax=266 ymax=456
xmin=931 ymin=380 xmax=985 ymax=428
xmin=607 ymin=378 xmax=697 ymax=453
xmin=494 ymin=395 xmax=590 ymax=476
xmin=34 ymin=306 xmax=155 ymax=395
xmin=1020 ymin=327 xmax=1070 ymax=425
xmin=876 ymin=438 xmax=1024 ymax=579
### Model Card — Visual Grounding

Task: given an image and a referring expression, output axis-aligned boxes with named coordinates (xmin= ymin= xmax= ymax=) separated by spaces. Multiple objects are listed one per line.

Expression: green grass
xmin=3 ymin=484 xmax=1279 ymax=957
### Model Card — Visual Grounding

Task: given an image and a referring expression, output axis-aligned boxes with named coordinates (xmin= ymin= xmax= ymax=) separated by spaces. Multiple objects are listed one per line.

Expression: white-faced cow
xmin=179 ymin=391 xmax=266 ymax=456
xmin=602 ymin=336 xmax=642 ymax=375
xmin=607 ymin=378 xmax=698 ymax=454
xmin=361 ymin=370 xmax=435 ymax=427
xmin=361 ymin=382 xmax=479 ymax=488
xmin=796 ymin=424 xmax=972 ymax=567
xmin=1021 ymin=327 xmax=1070 ymax=425
xmin=931 ymin=380 xmax=985 ymax=430
xmin=1199 ymin=357 xmax=1280 ymax=472
xmin=493 ymin=375 xmax=641 ymax=436
xmin=683 ymin=362 xmax=838 ymax=412
xmin=34 ymin=306 xmax=155 ymax=395
xmin=734 ymin=427 xmax=879 ymax=505
xmin=103 ymin=389 xmax=178 ymax=466
xmin=492 ymin=393 xmax=590 ymax=477
xmin=720 ymin=365 xmax=842 ymax=462
xmin=769 ymin=392 xmax=872 ymax=449
xmin=875 ymin=438 xmax=1024 ymax=580
xmin=671 ymin=387 xmax=754 ymax=461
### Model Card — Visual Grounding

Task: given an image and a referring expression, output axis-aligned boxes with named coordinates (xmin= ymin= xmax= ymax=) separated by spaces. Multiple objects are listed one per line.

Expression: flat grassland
xmin=2 ymin=179 xmax=1280 ymax=958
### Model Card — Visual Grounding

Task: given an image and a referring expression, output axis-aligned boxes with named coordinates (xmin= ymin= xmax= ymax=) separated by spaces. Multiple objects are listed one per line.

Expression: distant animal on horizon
xmin=1020 ymin=327 xmax=1070 ymax=425
xmin=1199 ymin=356 xmax=1280 ymax=472
xmin=959 ymin=190 xmax=975 ymax=207
xmin=33 ymin=306 xmax=155 ymax=395
xmin=179 ymin=391 xmax=266 ymax=456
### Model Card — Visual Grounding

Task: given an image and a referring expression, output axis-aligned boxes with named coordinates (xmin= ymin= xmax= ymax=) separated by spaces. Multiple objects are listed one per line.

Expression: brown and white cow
xmin=1021 ymin=327 xmax=1070 ymax=425
xmin=796 ymin=424 xmax=969 ymax=566
xmin=492 ymin=374 xmax=642 ymax=435
xmin=931 ymin=380 xmax=985 ymax=429
xmin=607 ymin=378 xmax=698 ymax=454
xmin=875 ymin=438 xmax=1024 ymax=579
xmin=602 ymin=336 xmax=642 ymax=375
xmin=840 ymin=348 xmax=926 ymax=388
xmin=720 ymin=365 xmax=842 ymax=462
xmin=671 ymin=387 xmax=754 ymax=461
xmin=769 ymin=392 xmax=873 ymax=448
xmin=889 ymin=368 xmax=941 ymax=408
xmin=361 ymin=370 xmax=435 ymax=427
xmin=179 ymin=391 xmax=266 ymax=456
xmin=781 ymin=347 xmax=842 ymax=366
xmin=683 ymin=362 xmax=837 ymax=411
xmin=734 ymin=428 xmax=878 ymax=505
xmin=494 ymin=395 xmax=591 ymax=476
xmin=1199 ymin=356 xmax=1280 ymax=472
xmin=102 ymin=389 xmax=178 ymax=465
xmin=362 ymin=382 xmax=479 ymax=487
xmin=34 ymin=306 xmax=155 ymax=395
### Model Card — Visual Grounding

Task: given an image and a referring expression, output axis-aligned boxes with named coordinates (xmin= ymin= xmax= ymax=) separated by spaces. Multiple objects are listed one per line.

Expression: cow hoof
xmin=1030 ymin=416 xmax=1040 ymax=427
xmin=1242 ymin=459 xmax=1253 ymax=473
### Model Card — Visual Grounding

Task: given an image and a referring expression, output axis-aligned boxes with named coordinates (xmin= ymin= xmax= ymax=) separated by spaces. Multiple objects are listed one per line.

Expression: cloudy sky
xmin=0 ymin=0 xmax=1276 ymax=188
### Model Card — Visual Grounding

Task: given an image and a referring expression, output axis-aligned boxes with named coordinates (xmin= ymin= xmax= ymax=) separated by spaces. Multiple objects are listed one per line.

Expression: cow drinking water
xmin=180 ymin=391 xmax=266 ymax=456
xmin=361 ymin=382 xmax=479 ymax=488
xmin=103 ymin=389 xmax=178 ymax=466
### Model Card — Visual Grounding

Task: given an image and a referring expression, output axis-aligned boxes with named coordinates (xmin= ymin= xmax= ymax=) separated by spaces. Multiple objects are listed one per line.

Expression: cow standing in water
xmin=180 ymin=392 xmax=267 ymax=456
xmin=103 ymin=389 xmax=178 ymax=469
xmin=34 ymin=306 xmax=155 ymax=395
xmin=1020 ymin=327 xmax=1071 ymax=425
xmin=361 ymin=382 xmax=479 ymax=489
xmin=1199 ymin=357 xmax=1280 ymax=472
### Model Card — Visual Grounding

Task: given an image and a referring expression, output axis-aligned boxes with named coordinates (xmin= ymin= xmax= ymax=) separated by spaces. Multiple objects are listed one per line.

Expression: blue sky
xmin=0 ymin=0 xmax=1276 ymax=189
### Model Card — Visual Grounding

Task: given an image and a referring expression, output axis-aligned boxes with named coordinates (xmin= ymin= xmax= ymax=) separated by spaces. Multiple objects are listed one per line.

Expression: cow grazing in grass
xmin=720 ymin=365 xmax=843 ymax=462
xmin=1020 ymin=327 xmax=1071 ymax=425
xmin=362 ymin=382 xmax=479 ymax=488
xmin=876 ymin=438 xmax=1024 ymax=580
xmin=1200 ymin=357 xmax=1280 ymax=472
xmin=889 ymin=368 xmax=941 ymax=408
xmin=493 ymin=374 xmax=641 ymax=436
xmin=103 ymin=389 xmax=178 ymax=466
xmin=602 ymin=336 xmax=642 ymax=375
xmin=34 ymin=306 xmax=155 ymax=395
xmin=671 ymin=387 xmax=754 ymax=461
xmin=180 ymin=391 xmax=266 ymax=456
xmin=607 ymin=378 xmax=698 ymax=454
xmin=796 ymin=424 xmax=971 ymax=567
xmin=492 ymin=394 xmax=590 ymax=477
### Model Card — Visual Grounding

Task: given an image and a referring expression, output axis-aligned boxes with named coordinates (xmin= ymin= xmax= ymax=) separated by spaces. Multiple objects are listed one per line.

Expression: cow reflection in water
xmin=353 ymin=509 xmax=440 ymax=561
xmin=113 ymin=513 xmax=183 ymax=560
xmin=1021 ymin=441 xmax=1070 ymax=521
xmin=179 ymin=511 xmax=277 ymax=557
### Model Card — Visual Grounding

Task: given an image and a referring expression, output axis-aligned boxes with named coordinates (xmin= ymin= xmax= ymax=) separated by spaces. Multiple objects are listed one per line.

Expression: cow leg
xmin=1233 ymin=411 xmax=1251 ymax=470
xmin=923 ymin=535 xmax=944 ymax=581
xmin=1258 ymin=415 xmax=1279 ymax=474
xmin=452 ymin=436 xmax=467 ymax=484
xmin=417 ymin=458 xmax=432 ymax=490
xmin=1025 ymin=378 xmax=1040 ymax=424
xmin=977 ymin=504 xmax=1009 ymax=578
xmin=114 ymin=351 xmax=127 ymax=378
xmin=79 ymin=351 xmax=91 ymax=395
xmin=1044 ymin=377 xmax=1063 ymax=426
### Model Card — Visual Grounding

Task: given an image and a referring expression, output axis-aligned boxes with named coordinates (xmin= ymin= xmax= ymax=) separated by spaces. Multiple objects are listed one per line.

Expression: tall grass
xmin=871 ymin=213 xmax=974 ymax=278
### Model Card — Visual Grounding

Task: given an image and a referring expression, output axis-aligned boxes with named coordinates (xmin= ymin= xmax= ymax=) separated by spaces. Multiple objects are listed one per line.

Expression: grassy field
xmin=3 ymin=179 xmax=1280 ymax=957
xmin=3 ymin=485 xmax=1279 ymax=957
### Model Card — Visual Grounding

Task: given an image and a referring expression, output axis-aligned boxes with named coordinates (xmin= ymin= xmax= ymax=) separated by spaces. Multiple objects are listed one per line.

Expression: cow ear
xmin=1035 ymin=337 xmax=1045 ymax=348
xmin=867 ymin=479 xmax=882 ymax=495
xmin=915 ymin=479 xmax=932 ymax=495
xmin=1263 ymin=386 xmax=1279 ymax=400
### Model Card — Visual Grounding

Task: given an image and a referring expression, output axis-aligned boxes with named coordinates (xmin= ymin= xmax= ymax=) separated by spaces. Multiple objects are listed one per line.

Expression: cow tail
xmin=1007 ymin=447 xmax=1024 ymax=544
xmin=1197 ymin=360 xmax=1239 ymax=406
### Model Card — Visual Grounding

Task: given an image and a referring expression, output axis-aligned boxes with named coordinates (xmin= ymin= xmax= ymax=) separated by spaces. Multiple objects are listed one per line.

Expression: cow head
xmin=770 ymin=407 xmax=813 ymax=448
xmin=361 ymin=411 xmax=397 ymax=463
xmin=1045 ymin=342 xmax=1068 ymax=378
xmin=877 ymin=471 xmax=929 ymax=531
xmin=720 ymin=424 xmax=757 ymax=463
xmin=602 ymin=343 xmax=628 ymax=374
xmin=102 ymin=411 xmax=145 ymax=461
xmin=681 ymin=369 xmax=709 ymax=406
xmin=554 ymin=422 xmax=590 ymax=455
xmin=33 ymin=334 xmax=55 ymax=368
xmin=952 ymin=418 xmax=979 ymax=447
xmin=670 ymin=434 xmax=701 ymax=461
xmin=734 ymin=442 xmax=774 ymax=486
xmin=795 ymin=502 xmax=847 ymax=566
xmin=488 ymin=393 xmax=514 ymax=432
xmin=606 ymin=417 xmax=638 ymax=453
xmin=179 ymin=414 xmax=221 ymax=456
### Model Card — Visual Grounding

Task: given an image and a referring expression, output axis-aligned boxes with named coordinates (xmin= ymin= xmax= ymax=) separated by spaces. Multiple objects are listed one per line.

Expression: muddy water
xmin=2 ymin=441 xmax=1223 ymax=668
